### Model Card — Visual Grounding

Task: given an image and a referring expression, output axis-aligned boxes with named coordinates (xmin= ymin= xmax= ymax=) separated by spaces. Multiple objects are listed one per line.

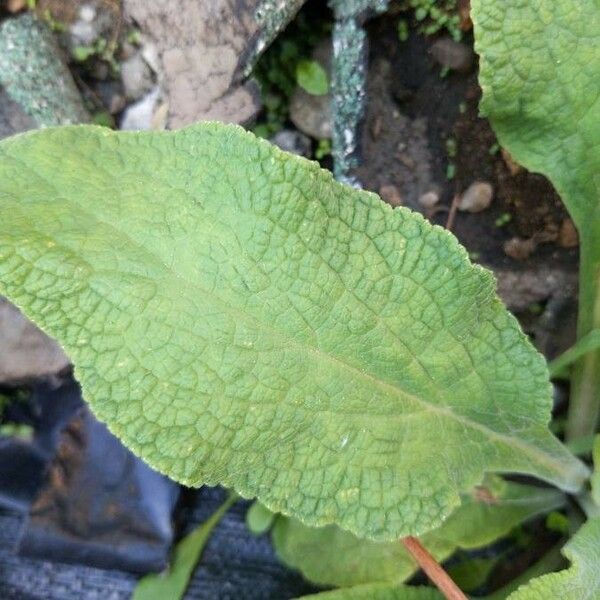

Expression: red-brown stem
xmin=445 ymin=194 xmax=460 ymax=231
xmin=401 ymin=536 xmax=468 ymax=600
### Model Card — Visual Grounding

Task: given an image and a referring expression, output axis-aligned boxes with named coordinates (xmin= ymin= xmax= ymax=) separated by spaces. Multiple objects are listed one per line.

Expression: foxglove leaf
xmin=0 ymin=123 xmax=586 ymax=541
xmin=472 ymin=0 xmax=600 ymax=231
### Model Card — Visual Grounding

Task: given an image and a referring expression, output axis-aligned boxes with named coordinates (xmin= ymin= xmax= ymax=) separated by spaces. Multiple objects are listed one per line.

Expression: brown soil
xmin=354 ymin=14 xmax=580 ymax=360
xmin=357 ymin=15 xmax=578 ymax=272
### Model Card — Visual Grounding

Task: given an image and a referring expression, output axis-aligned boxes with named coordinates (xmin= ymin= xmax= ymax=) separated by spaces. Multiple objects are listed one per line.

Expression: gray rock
xmin=95 ymin=79 xmax=126 ymax=114
xmin=120 ymin=52 xmax=154 ymax=101
xmin=430 ymin=37 xmax=474 ymax=73
xmin=290 ymin=90 xmax=332 ymax=139
xmin=494 ymin=265 xmax=578 ymax=360
xmin=458 ymin=181 xmax=494 ymax=213
xmin=123 ymin=0 xmax=305 ymax=128
xmin=140 ymin=38 xmax=161 ymax=74
xmin=0 ymin=13 xmax=89 ymax=126
xmin=379 ymin=184 xmax=403 ymax=207
xmin=0 ymin=86 xmax=36 ymax=139
xmin=503 ymin=236 xmax=537 ymax=261
xmin=494 ymin=267 xmax=577 ymax=313
xmin=270 ymin=129 xmax=312 ymax=157
xmin=120 ymin=87 xmax=161 ymax=130
xmin=69 ymin=3 xmax=99 ymax=47
xmin=0 ymin=298 xmax=69 ymax=384
xmin=418 ymin=190 xmax=440 ymax=208
xmin=68 ymin=1 xmax=118 ymax=49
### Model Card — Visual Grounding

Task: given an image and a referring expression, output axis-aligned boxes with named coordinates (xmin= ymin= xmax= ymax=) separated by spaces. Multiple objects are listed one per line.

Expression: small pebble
xmin=120 ymin=87 xmax=159 ymax=130
xmin=95 ymin=80 xmax=126 ymax=114
xmin=430 ymin=37 xmax=474 ymax=72
xmin=370 ymin=115 xmax=383 ymax=140
xmin=270 ymin=129 xmax=312 ymax=158
xmin=80 ymin=5 xmax=97 ymax=23
xmin=557 ymin=218 xmax=579 ymax=248
xmin=290 ymin=90 xmax=331 ymax=139
xmin=6 ymin=0 xmax=26 ymax=13
xmin=501 ymin=148 xmax=524 ymax=176
xmin=458 ymin=181 xmax=493 ymax=213
xmin=458 ymin=0 xmax=473 ymax=31
xmin=418 ymin=190 xmax=440 ymax=208
xmin=70 ymin=5 xmax=100 ymax=47
xmin=90 ymin=61 xmax=110 ymax=81
xmin=289 ymin=39 xmax=331 ymax=139
xmin=141 ymin=40 xmax=161 ymax=74
xmin=121 ymin=53 xmax=154 ymax=101
xmin=503 ymin=237 xmax=537 ymax=261
xmin=379 ymin=184 xmax=403 ymax=207
xmin=151 ymin=101 xmax=169 ymax=131
xmin=396 ymin=152 xmax=416 ymax=170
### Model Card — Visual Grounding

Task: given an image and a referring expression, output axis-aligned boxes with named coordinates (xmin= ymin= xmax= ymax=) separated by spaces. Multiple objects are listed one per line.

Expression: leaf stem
xmin=548 ymin=329 xmax=600 ymax=379
xmin=566 ymin=232 xmax=600 ymax=442
xmin=445 ymin=194 xmax=460 ymax=231
xmin=401 ymin=536 xmax=467 ymax=600
xmin=132 ymin=491 xmax=238 ymax=600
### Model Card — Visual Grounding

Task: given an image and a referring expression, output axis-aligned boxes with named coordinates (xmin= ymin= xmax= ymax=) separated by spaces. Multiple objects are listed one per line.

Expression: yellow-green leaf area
xmin=509 ymin=517 xmax=600 ymax=599
xmin=273 ymin=478 xmax=565 ymax=587
xmin=472 ymin=0 xmax=600 ymax=232
xmin=0 ymin=123 xmax=587 ymax=541
xmin=297 ymin=583 xmax=442 ymax=600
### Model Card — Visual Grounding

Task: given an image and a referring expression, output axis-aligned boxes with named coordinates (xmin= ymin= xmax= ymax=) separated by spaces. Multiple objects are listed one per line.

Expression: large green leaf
xmin=273 ymin=478 xmax=565 ymax=587
xmin=0 ymin=123 xmax=586 ymax=541
xmin=508 ymin=518 xmax=600 ymax=599
xmin=472 ymin=0 xmax=600 ymax=232
xmin=472 ymin=0 xmax=600 ymax=445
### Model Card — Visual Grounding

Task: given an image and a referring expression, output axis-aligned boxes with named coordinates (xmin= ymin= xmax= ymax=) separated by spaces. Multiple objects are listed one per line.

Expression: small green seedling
xmin=494 ymin=213 xmax=512 ymax=228
xmin=408 ymin=0 xmax=462 ymax=41
xmin=397 ymin=19 xmax=409 ymax=42
xmin=488 ymin=143 xmax=500 ymax=156
xmin=315 ymin=138 xmax=332 ymax=160
xmin=296 ymin=59 xmax=329 ymax=96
